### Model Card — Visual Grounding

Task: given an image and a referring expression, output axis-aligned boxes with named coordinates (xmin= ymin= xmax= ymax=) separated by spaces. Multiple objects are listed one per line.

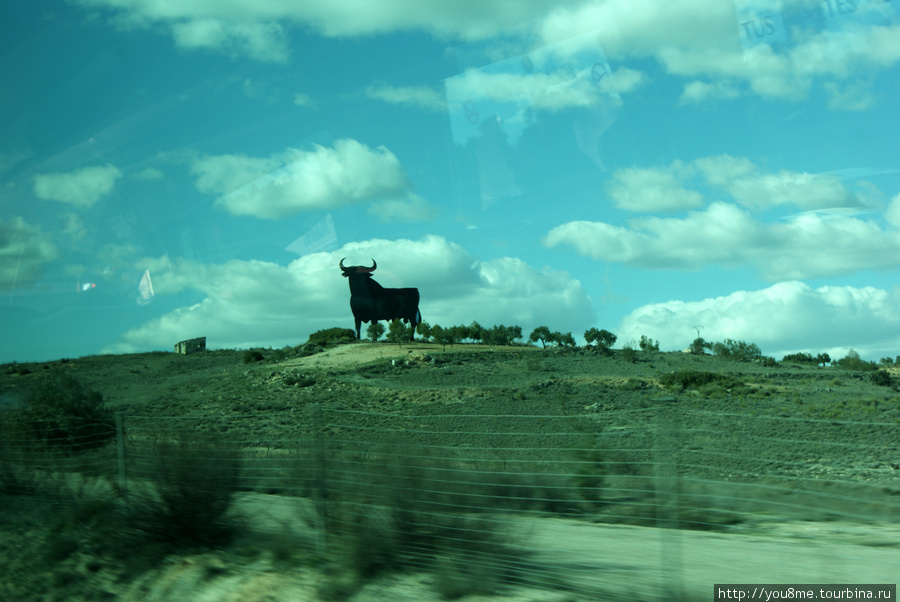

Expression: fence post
xmin=115 ymin=412 xmax=127 ymax=490
xmin=656 ymin=400 xmax=683 ymax=601
xmin=313 ymin=404 xmax=327 ymax=557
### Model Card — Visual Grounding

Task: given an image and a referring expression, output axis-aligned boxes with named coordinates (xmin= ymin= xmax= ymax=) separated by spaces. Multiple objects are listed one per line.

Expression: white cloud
xmin=680 ymin=80 xmax=740 ymax=103
xmin=293 ymin=93 xmax=314 ymax=107
xmin=607 ymin=161 xmax=703 ymax=211
xmin=606 ymin=154 xmax=866 ymax=213
xmin=543 ymin=201 xmax=900 ymax=280
xmin=824 ymin=80 xmax=876 ymax=110
xmin=74 ymin=0 xmax=562 ymax=60
xmin=106 ymin=236 xmax=595 ymax=352
xmin=0 ymin=217 xmax=58 ymax=290
xmin=191 ymin=139 xmax=432 ymax=219
xmin=368 ymin=194 xmax=439 ymax=222
xmin=539 ymin=2 xmax=900 ymax=103
xmin=33 ymin=164 xmax=122 ymax=208
xmin=727 ymin=171 xmax=861 ymax=210
xmin=448 ymin=68 xmax=609 ymax=111
xmin=691 ymin=154 xmax=757 ymax=187
xmin=884 ymin=193 xmax=900 ymax=228
xmin=596 ymin=67 xmax=646 ymax=95
xmin=618 ymin=281 xmax=900 ymax=360
xmin=74 ymin=0 xmax=900 ymax=100
xmin=134 ymin=167 xmax=165 ymax=180
xmin=365 ymin=84 xmax=447 ymax=111
xmin=538 ymin=0 xmax=738 ymax=59
xmin=169 ymin=19 xmax=287 ymax=62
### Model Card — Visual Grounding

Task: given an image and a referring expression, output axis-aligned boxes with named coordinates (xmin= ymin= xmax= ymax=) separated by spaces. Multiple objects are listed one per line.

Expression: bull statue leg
xmin=409 ymin=309 xmax=421 ymax=341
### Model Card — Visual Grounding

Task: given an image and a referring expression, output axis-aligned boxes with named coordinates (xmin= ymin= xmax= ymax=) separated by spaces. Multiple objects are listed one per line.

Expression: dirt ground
xmin=1 ymin=342 xmax=898 ymax=600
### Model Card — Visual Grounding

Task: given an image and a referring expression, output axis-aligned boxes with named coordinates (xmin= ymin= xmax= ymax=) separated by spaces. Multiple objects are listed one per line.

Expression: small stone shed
xmin=174 ymin=337 xmax=206 ymax=355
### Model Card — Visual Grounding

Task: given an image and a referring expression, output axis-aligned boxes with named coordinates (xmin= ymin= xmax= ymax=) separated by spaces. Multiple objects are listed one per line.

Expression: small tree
xmin=712 ymin=339 xmax=762 ymax=362
xmin=483 ymin=324 xmax=522 ymax=346
xmin=816 ymin=353 xmax=831 ymax=367
xmin=783 ymin=352 xmax=816 ymax=364
xmin=871 ymin=369 xmax=893 ymax=386
xmin=504 ymin=325 xmax=523 ymax=345
xmin=690 ymin=337 xmax=709 ymax=355
xmin=366 ymin=322 xmax=385 ymax=342
xmin=835 ymin=349 xmax=878 ymax=371
xmin=638 ymin=335 xmax=659 ymax=352
xmin=416 ymin=321 xmax=432 ymax=340
xmin=585 ymin=328 xmax=616 ymax=350
xmin=558 ymin=332 xmax=576 ymax=348
xmin=530 ymin=326 xmax=553 ymax=348
xmin=450 ymin=325 xmax=467 ymax=345
xmin=431 ymin=325 xmax=453 ymax=350
xmin=387 ymin=319 xmax=408 ymax=346
xmin=12 ymin=374 xmax=114 ymax=451
xmin=467 ymin=321 xmax=483 ymax=343
xmin=308 ymin=327 xmax=357 ymax=346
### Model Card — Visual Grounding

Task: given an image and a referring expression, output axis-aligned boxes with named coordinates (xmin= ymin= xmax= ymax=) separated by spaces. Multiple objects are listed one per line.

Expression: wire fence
xmin=2 ymin=404 xmax=898 ymax=600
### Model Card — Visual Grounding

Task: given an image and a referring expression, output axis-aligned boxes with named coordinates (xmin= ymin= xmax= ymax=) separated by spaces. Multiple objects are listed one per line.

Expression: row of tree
xmin=369 ymin=321 xmax=626 ymax=351
xmin=358 ymin=324 xmax=890 ymax=372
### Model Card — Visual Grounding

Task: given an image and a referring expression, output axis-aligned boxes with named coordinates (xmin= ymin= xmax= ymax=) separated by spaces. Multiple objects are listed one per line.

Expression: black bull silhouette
xmin=340 ymin=258 xmax=421 ymax=340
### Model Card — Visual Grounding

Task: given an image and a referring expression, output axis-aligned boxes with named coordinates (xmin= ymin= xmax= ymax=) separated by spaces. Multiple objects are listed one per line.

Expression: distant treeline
xmin=305 ymin=325 xmax=894 ymax=377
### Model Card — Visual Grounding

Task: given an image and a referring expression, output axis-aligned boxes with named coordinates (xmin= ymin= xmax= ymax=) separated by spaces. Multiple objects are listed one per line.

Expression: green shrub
xmin=307 ymin=327 xmax=356 ymax=346
xmin=689 ymin=338 xmax=709 ymax=355
xmin=870 ymin=370 xmax=892 ymax=387
xmin=782 ymin=352 xmax=816 ymax=364
xmin=659 ymin=370 xmax=743 ymax=391
xmin=243 ymin=349 xmax=264 ymax=363
xmin=638 ymin=335 xmax=659 ymax=352
xmin=324 ymin=442 xmax=532 ymax=594
xmin=386 ymin=319 xmax=412 ymax=345
xmin=585 ymin=328 xmax=616 ymax=350
xmin=8 ymin=374 xmax=114 ymax=451
xmin=711 ymin=339 xmax=762 ymax=362
xmin=834 ymin=349 xmax=878 ymax=371
xmin=366 ymin=322 xmax=385 ymax=342
xmin=127 ymin=436 xmax=241 ymax=548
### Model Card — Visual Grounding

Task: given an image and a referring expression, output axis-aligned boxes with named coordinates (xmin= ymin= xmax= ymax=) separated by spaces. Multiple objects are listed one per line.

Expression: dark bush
xmin=659 ymin=370 xmax=742 ymax=391
xmin=782 ymin=352 xmax=816 ymax=364
xmin=689 ymin=338 xmax=709 ymax=355
xmin=711 ymin=339 xmax=762 ymax=362
xmin=585 ymin=328 xmax=616 ymax=350
xmin=9 ymin=374 xmax=114 ymax=451
xmin=127 ymin=436 xmax=241 ymax=548
xmin=870 ymin=370 xmax=892 ymax=387
xmin=638 ymin=335 xmax=659 ymax=352
xmin=308 ymin=327 xmax=357 ymax=346
xmin=243 ymin=349 xmax=265 ymax=363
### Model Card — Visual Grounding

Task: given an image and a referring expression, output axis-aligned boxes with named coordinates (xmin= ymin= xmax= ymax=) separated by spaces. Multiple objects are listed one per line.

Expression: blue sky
xmin=2 ymin=0 xmax=900 ymax=363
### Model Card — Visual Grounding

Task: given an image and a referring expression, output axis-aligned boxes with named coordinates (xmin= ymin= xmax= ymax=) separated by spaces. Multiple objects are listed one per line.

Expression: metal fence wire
xmin=2 ymin=404 xmax=898 ymax=600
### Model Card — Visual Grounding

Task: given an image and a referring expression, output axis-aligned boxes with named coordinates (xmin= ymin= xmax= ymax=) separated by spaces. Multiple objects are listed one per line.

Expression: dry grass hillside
xmin=1 ymin=341 xmax=898 ymax=600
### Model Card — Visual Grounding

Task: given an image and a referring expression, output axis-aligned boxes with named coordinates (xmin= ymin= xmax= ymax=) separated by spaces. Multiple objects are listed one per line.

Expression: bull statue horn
xmin=339 ymin=257 xmax=346 ymax=269
xmin=369 ymin=259 xmax=376 ymax=271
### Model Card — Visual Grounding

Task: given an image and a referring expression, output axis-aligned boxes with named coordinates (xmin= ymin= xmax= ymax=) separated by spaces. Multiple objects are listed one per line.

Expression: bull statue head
xmin=339 ymin=258 xmax=376 ymax=277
